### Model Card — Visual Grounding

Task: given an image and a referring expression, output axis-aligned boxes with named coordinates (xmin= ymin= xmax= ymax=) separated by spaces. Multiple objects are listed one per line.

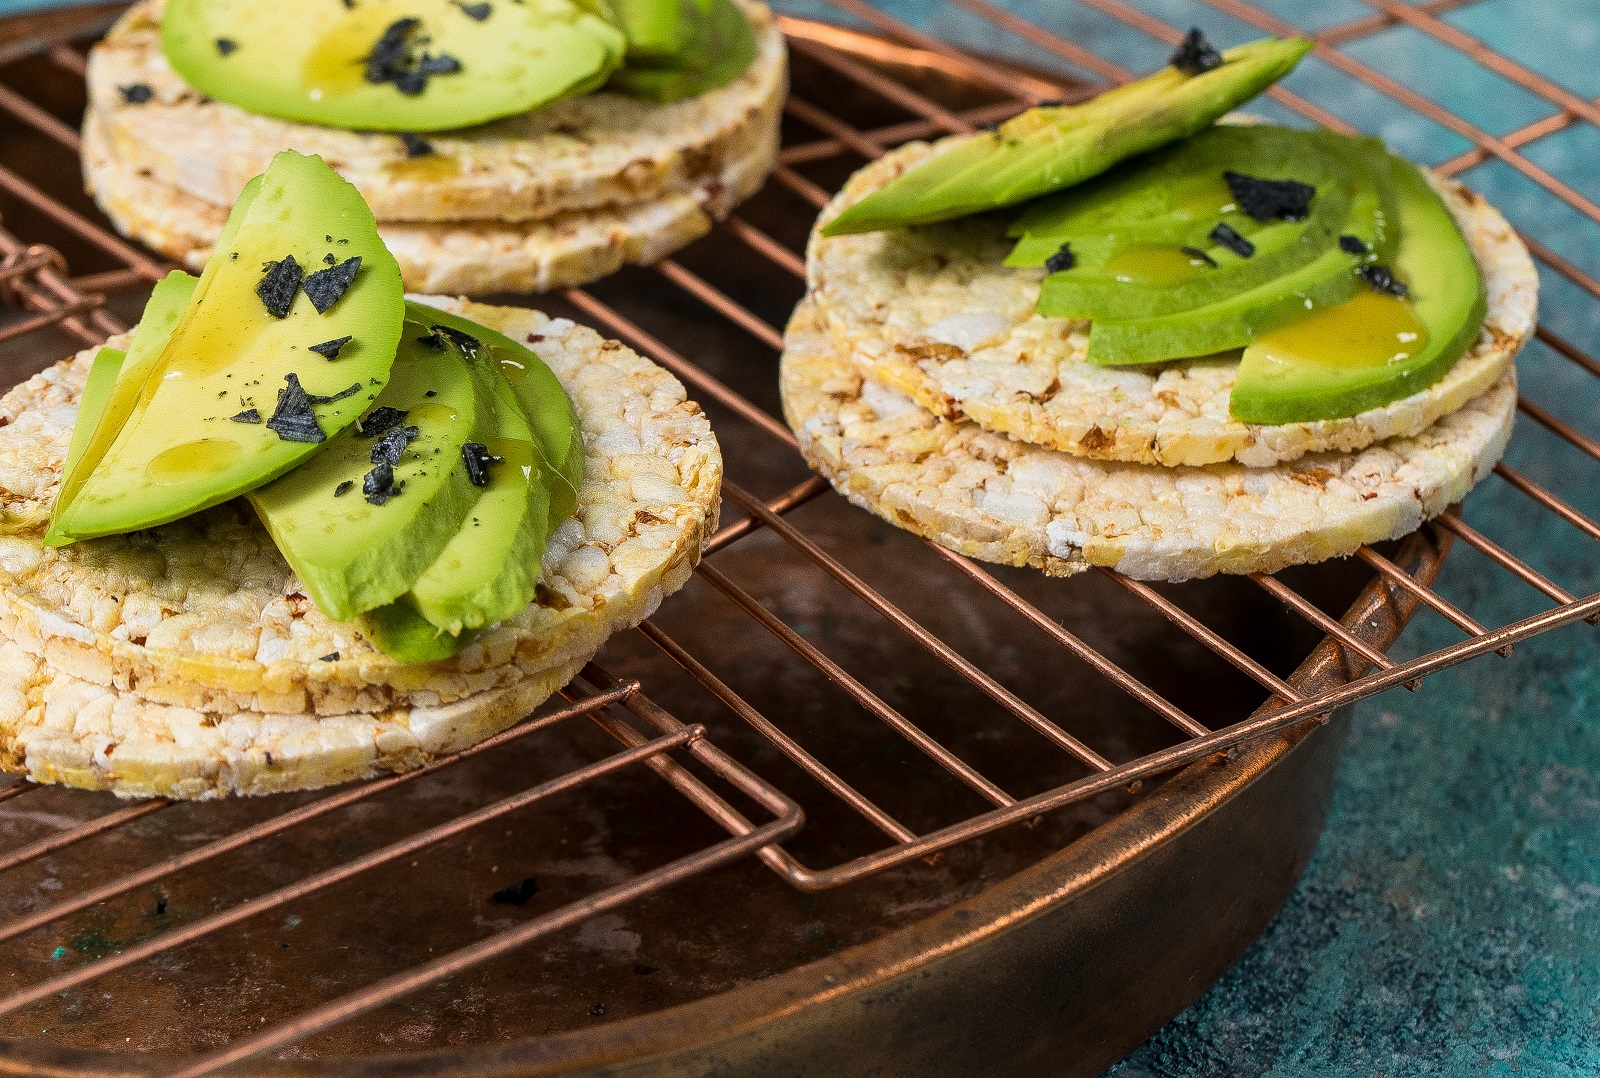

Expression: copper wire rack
xmin=0 ymin=0 xmax=1597 ymax=1072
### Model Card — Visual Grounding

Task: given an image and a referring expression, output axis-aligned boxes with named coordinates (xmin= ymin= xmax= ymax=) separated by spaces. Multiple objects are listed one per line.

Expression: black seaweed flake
xmin=461 ymin=442 xmax=502 ymax=487
xmin=431 ymin=323 xmax=483 ymax=357
xmin=1170 ymin=28 xmax=1223 ymax=76
xmin=256 ymin=255 xmax=303 ymax=318
xmin=323 ymin=253 xmax=337 ymax=266
xmin=1181 ymin=245 xmax=1219 ymax=268
xmin=491 ymin=877 xmax=539 ymax=905
xmin=119 ymin=83 xmax=154 ymax=104
xmin=370 ymin=425 xmax=420 ymax=467
xmin=416 ymin=327 xmax=448 ymax=350
xmin=307 ymin=382 xmax=363 ymax=406
xmin=229 ymin=407 xmax=262 ymax=424
xmin=417 ymin=53 xmax=462 ymax=76
xmin=1208 ymin=222 xmax=1255 ymax=258
xmin=1044 ymin=242 xmax=1075 ymax=274
xmin=266 ymin=373 xmax=325 ymax=443
xmin=454 ymin=1 xmax=492 ymax=20
xmin=302 ymin=256 xmax=362 ymax=314
xmin=319 ymin=652 xmax=340 ymax=662
xmin=334 ymin=480 xmax=354 ymax=497
xmin=1339 ymin=234 xmax=1371 ymax=255
xmin=216 ymin=37 xmax=237 ymax=55
xmin=398 ymin=132 xmax=434 ymax=157
xmin=356 ymin=406 xmax=410 ymax=437
xmin=1356 ymin=263 xmax=1408 ymax=298
xmin=363 ymin=463 xmax=403 ymax=504
xmin=1224 ymin=171 xmax=1315 ymax=222
xmin=364 ymin=17 xmax=421 ymax=83
xmin=309 ymin=335 xmax=353 ymax=359
xmin=363 ymin=18 xmax=464 ymax=96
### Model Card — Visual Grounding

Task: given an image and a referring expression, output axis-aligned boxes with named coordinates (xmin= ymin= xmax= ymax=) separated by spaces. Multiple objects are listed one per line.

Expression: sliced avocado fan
xmin=1230 ymin=152 xmax=1486 ymax=424
xmin=362 ymin=303 xmax=584 ymax=663
xmin=821 ymin=35 xmax=1312 ymax=236
xmin=49 ymin=150 xmax=404 ymax=544
xmin=163 ymin=0 xmax=626 ymax=132
xmin=246 ymin=311 xmax=493 ymax=623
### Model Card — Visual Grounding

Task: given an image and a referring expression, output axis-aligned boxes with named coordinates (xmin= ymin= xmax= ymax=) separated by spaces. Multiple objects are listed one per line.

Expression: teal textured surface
xmin=3 ymin=0 xmax=1596 ymax=1072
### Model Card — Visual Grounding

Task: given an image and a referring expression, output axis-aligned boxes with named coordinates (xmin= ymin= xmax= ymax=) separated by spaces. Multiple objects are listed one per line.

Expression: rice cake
xmin=87 ymin=0 xmax=786 ymax=225
xmin=807 ymin=140 xmax=1537 ymax=468
xmin=0 ymin=298 xmax=722 ymax=746
xmin=83 ymin=109 xmax=776 ymax=294
xmin=781 ymin=297 xmax=1516 ymax=581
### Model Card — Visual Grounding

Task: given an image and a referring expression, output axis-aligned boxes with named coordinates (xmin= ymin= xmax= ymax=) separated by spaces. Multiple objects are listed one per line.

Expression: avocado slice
xmin=1019 ymin=128 xmax=1371 ymax=321
xmin=360 ymin=304 xmax=584 ymax=662
xmin=394 ymin=305 xmax=552 ymax=636
xmin=1085 ymin=146 xmax=1396 ymax=366
xmin=49 ymin=269 xmax=197 ymax=545
xmin=246 ymin=313 xmax=492 ymax=622
xmin=608 ymin=0 xmax=758 ymax=103
xmin=162 ymin=0 xmax=626 ymax=133
xmin=821 ymin=35 xmax=1312 ymax=237
xmin=50 ymin=152 xmax=404 ymax=543
xmin=424 ymin=306 xmax=584 ymax=529
xmin=1230 ymin=154 xmax=1486 ymax=424
xmin=609 ymin=0 xmax=700 ymax=59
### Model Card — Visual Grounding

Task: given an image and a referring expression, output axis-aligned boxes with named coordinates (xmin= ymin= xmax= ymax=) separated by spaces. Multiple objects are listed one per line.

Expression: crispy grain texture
xmin=87 ymin=0 xmax=786 ymax=225
xmin=82 ymin=110 xmax=776 ymax=294
xmin=0 ymin=300 xmax=722 ymax=797
xmin=781 ymin=298 xmax=1515 ymax=581
xmin=807 ymin=140 xmax=1537 ymax=467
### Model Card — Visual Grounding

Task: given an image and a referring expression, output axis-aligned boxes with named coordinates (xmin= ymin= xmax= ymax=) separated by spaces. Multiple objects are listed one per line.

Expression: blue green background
xmin=2 ymin=0 xmax=1596 ymax=1072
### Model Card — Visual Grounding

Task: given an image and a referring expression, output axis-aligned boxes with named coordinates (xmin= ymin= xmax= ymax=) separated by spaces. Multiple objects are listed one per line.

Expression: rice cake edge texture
xmin=780 ymin=297 xmax=1516 ymax=582
xmin=0 ymin=299 xmax=722 ymax=746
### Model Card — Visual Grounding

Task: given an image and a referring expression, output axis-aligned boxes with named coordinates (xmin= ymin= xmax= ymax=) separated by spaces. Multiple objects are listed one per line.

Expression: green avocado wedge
xmin=820 ymin=35 xmax=1312 ymax=237
xmin=424 ymin=305 xmax=585 ymax=530
xmin=361 ymin=597 xmax=479 ymax=664
xmin=50 ymin=152 xmax=404 ymax=543
xmin=394 ymin=304 xmax=552 ymax=636
xmin=1230 ymin=154 xmax=1486 ymax=424
xmin=246 ymin=313 xmax=491 ymax=622
xmin=1085 ymin=146 xmax=1396 ymax=367
xmin=48 ymin=269 xmax=197 ymax=545
xmin=162 ymin=0 xmax=626 ymax=133
xmin=1021 ymin=128 xmax=1373 ymax=322
xmin=607 ymin=0 xmax=758 ymax=103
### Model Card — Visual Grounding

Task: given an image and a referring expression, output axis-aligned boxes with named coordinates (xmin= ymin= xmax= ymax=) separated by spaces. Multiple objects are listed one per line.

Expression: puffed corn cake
xmin=807 ymin=140 xmax=1537 ymax=469
xmin=84 ymin=0 xmax=786 ymax=291
xmin=0 ymin=299 xmax=722 ymax=799
xmin=781 ymin=296 xmax=1515 ymax=581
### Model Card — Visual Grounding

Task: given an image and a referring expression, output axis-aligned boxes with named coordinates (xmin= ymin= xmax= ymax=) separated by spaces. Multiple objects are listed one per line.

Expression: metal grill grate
xmin=0 ymin=0 xmax=1596 ymax=1069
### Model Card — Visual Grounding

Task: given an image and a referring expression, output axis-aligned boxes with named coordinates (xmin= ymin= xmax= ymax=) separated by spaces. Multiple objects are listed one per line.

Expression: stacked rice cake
xmin=0 ymin=300 xmax=722 ymax=798
xmin=782 ymin=143 xmax=1537 ymax=581
xmin=83 ymin=0 xmax=787 ymax=294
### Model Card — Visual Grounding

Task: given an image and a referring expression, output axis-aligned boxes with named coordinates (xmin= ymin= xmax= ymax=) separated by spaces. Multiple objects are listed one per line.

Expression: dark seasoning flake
xmin=265 ymin=375 xmax=362 ymax=444
xmin=119 ymin=83 xmax=154 ymax=104
xmin=334 ymin=480 xmax=354 ymax=497
xmin=1044 ymin=242 xmax=1075 ymax=274
xmin=1180 ymin=245 xmax=1219 ymax=268
xmin=1356 ymin=263 xmax=1409 ymax=298
xmin=1208 ymin=221 xmax=1255 ymax=259
xmin=398 ymin=132 xmax=434 ymax=158
xmin=356 ymin=406 xmax=410 ymax=438
xmin=453 ymin=1 xmax=493 ymax=20
xmin=1224 ymin=171 xmax=1315 ymax=222
xmin=302 ymin=257 xmax=362 ymax=314
xmin=461 ymin=442 xmax=502 ymax=487
xmin=256 ymin=255 xmax=303 ymax=319
xmin=364 ymin=17 xmax=464 ymax=97
xmin=1339 ymin=234 xmax=1371 ymax=255
xmin=215 ymin=37 xmax=237 ymax=55
xmin=1170 ymin=28 xmax=1223 ymax=77
xmin=370 ymin=425 xmax=421 ymax=467
xmin=309 ymin=335 xmax=353 ymax=360
xmin=363 ymin=464 xmax=403 ymax=505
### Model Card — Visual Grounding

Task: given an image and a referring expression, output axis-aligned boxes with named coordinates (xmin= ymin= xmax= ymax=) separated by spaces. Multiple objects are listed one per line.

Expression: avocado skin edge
xmin=820 ymin=35 xmax=1313 ymax=237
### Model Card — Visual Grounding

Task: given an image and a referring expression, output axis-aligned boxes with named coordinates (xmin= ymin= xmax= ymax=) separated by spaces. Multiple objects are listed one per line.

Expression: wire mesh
xmin=0 ymin=0 xmax=1596 ymax=1067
